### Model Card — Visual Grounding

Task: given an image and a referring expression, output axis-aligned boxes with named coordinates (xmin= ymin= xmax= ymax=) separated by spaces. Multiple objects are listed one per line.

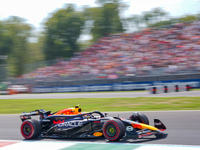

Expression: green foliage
xmin=179 ymin=15 xmax=199 ymax=22
xmin=85 ymin=0 xmax=125 ymax=41
xmin=129 ymin=7 xmax=169 ymax=30
xmin=128 ymin=14 xmax=142 ymax=31
xmin=0 ymin=21 xmax=13 ymax=60
xmin=149 ymin=20 xmax=177 ymax=28
xmin=1 ymin=4 xmax=200 ymax=78
xmin=151 ymin=7 xmax=169 ymax=22
xmin=43 ymin=4 xmax=85 ymax=60
xmin=26 ymin=41 xmax=44 ymax=64
xmin=0 ymin=16 xmax=32 ymax=76
xmin=149 ymin=14 xmax=200 ymax=28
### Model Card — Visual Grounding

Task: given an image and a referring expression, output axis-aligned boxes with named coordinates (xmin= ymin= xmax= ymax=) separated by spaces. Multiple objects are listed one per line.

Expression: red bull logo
xmin=132 ymin=123 xmax=142 ymax=129
xmin=53 ymin=120 xmax=65 ymax=124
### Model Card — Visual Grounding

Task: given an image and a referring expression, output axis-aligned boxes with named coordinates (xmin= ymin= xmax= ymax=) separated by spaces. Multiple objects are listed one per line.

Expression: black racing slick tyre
xmin=103 ymin=119 xmax=125 ymax=142
xmin=129 ymin=112 xmax=149 ymax=125
xmin=20 ymin=119 xmax=42 ymax=140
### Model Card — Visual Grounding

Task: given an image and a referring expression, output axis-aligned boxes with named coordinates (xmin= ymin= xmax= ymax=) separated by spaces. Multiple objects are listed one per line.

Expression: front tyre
xmin=103 ymin=119 xmax=125 ymax=142
xmin=20 ymin=119 xmax=42 ymax=139
xmin=129 ymin=112 xmax=149 ymax=125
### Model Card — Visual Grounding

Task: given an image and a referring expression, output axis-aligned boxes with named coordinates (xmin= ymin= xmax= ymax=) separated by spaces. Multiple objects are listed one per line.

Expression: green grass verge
xmin=0 ymin=97 xmax=200 ymax=114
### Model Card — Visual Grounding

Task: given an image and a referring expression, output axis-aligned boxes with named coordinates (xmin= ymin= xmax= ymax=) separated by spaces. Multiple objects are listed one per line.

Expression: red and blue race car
xmin=20 ymin=105 xmax=167 ymax=141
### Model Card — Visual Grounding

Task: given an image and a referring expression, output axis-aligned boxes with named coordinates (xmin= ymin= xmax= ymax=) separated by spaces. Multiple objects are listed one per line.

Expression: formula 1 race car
xmin=20 ymin=105 xmax=167 ymax=141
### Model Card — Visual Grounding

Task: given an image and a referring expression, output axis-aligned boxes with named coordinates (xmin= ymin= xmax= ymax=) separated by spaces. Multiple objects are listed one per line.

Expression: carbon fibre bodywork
xmin=20 ymin=107 xmax=167 ymax=141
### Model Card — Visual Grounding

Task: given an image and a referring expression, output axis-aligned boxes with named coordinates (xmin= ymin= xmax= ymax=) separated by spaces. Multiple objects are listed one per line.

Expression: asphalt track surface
xmin=0 ymin=91 xmax=200 ymax=146
xmin=0 ymin=90 xmax=200 ymax=99
xmin=0 ymin=111 xmax=200 ymax=146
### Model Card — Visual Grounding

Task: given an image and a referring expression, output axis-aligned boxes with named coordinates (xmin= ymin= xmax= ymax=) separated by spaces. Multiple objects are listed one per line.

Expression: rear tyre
xmin=129 ymin=112 xmax=149 ymax=125
xmin=20 ymin=119 xmax=42 ymax=139
xmin=103 ymin=119 xmax=125 ymax=142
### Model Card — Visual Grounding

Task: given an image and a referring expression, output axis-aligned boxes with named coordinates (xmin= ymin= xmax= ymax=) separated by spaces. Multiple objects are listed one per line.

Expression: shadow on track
xmin=21 ymin=134 xmax=168 ymax=144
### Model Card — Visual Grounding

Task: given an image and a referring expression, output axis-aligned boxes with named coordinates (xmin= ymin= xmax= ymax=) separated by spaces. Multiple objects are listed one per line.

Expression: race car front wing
xmin=125 ymin=119 xmax=167 ymax=139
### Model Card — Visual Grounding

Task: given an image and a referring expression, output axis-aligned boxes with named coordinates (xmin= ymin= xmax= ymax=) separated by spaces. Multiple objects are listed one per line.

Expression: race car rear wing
xmin=20 ymin=109 xmax=51 ymax=121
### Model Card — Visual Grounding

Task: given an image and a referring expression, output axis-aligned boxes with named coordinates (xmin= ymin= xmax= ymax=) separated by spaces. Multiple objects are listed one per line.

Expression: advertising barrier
xmin=147 ymin=84 xmax=191 ymax=94
xmin=31 ymin=79 xmax=200 ymax=93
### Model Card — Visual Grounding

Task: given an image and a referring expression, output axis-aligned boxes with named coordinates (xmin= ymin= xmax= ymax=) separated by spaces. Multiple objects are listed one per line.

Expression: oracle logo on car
xmin=57 ymin=121 xmax=83 ymax=128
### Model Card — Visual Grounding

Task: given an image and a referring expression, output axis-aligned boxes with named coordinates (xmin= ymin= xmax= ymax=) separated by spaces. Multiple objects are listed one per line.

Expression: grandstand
xmin=8 ymin=21 xmax=200 ymax=88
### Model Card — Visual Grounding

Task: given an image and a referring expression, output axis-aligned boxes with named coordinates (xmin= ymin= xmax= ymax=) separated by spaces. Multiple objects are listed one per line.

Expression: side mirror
xmin=104 ymin=112 xmax=108 ymax=117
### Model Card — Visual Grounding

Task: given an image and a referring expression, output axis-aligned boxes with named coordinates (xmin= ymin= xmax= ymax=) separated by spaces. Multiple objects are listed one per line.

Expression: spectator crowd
xmin=22 ymin=21 xmax=200 ymax=80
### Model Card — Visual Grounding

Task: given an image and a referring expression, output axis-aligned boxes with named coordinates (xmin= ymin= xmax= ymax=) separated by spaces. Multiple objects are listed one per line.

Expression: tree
xmin=141 ymin=11 xmax=154 ymax=27
xmin=129 ymin=7 xmax=169 ymax=29
xmin=0 ymin=21 xmax=13 ymax=57
xmin=151 ymin=7 xmax=169 ymax=23
xmin=27 ymin=36 xmax=44 ymax=64
xmin=43 ymin=4 xmax=85 ymax=60
xmin=149 ymin=14 xmax=200 ymax=28
xmin=85 ymin=0 xmax=126 ymax=41
xmin=179 ymin=15 xmax=198 ymax=22
xmin=0 ymin=16 xmax=32 ymax=76
xmin=149 ymin=20 xmax=176 ymax=28
xmin=128 ymin=14 xmax=142 ymax=31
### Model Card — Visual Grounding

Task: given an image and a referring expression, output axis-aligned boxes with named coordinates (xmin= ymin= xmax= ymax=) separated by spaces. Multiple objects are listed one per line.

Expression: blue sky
xmin=0 ymin=0 xmax=199 ymax=31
